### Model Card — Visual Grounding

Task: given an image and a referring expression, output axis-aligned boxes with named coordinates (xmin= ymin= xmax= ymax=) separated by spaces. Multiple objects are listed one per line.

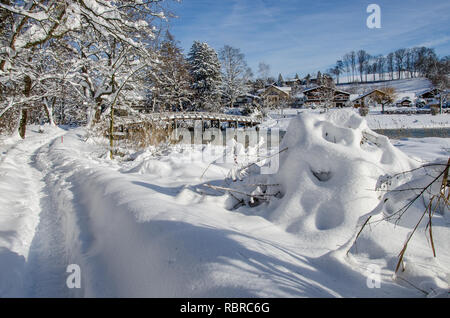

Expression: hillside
xmin=337 ymin=77 xmax=433 ymax=101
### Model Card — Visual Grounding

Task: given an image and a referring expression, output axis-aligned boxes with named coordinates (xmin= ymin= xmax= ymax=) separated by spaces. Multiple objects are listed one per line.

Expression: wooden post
xmin=109 ymin=104 xmax=114 ymax=159
xmin=168 ymin=119 xmax=174 ymax=137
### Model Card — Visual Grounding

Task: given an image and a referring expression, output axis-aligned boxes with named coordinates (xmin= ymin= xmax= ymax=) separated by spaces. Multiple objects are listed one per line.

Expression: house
xmin=418 ymin=88 xmax=440 ymax=102
xmin=303 ymin=86 xmax=351 ymax=108
xmin=261 ymin=85 xmax=292 ymax=106
xmin=284 ymin=78 xmax=302 ymax=88
xmin=396 ymin=97 xmax=413 ymax=107
xmin=233 ymin=93 xmax=261 ymax=108
xmin=352 ymin=89 xmax=388 ymax=108
xmin=417 ymin=88 xmax=449 ymax=107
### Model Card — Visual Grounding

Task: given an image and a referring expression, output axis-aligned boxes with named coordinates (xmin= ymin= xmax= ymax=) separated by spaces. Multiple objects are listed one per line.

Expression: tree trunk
xmin=18 ymin=108 xmax=27 ymax=139
xmin=19 ymin=75 xmax=32 ymax=139
xmin=43 ymin=97 xmax=56 ymax=126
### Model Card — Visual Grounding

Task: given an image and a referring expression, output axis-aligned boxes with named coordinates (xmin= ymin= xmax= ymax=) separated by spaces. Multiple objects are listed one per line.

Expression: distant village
xmin=232 ymin=73 xmax=450 ymax=114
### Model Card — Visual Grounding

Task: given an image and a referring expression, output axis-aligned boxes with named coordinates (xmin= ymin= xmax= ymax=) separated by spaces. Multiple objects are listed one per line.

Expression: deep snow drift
xmin=266 ymin=110 xmax=418 ymax=249
xmin=232 ymin=110 xmax=449 ymax=296
xmin=0 ymin=111 xmax=449 ymax=297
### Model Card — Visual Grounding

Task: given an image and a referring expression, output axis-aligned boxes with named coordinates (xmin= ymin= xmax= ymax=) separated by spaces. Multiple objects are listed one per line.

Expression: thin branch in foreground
xmin=394 ymin=158 xmax=450 ymax=273
xmin=395 ymin=276 xmax=428 ymax=295
xmin=205 ymin=184 xmax=274 ymax=199
xmin=347 ymin=216 xmax=372 ymax=256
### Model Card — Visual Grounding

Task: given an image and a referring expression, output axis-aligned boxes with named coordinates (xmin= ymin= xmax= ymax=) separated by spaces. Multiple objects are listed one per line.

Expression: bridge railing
xmin=142 ymin=112 xmax=261 ymax=124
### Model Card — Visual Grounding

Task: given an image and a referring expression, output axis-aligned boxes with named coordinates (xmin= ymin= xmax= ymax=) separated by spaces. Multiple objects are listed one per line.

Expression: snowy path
xmin=0 ymin=127 xmax=66 ymax=296
xmin=24 ymin=134 xmax=81 ymax=297
xmin=2 ymin=125 xmax=444 ymax=297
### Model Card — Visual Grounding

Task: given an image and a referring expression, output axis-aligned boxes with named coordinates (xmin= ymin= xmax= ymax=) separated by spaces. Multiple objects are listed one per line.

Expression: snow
xmin=0 ymin=126 xmax=66 ymax=296
xmin=263 ymin=110 xmax=417 ymax=250
xmin=366 ymin=109 xmax=450 ymax=130
xmin=339 ymin=77 xmax=433 ymax=104
xmin=0 ymin=114 xmax=449 ymax=297
xmin=392 ymin=138 xmax=450 ymax=163
xmin=262 ymin=108 xmax=450 ymax=131
xmin=338 ymin=77 xmax=433 ymax=94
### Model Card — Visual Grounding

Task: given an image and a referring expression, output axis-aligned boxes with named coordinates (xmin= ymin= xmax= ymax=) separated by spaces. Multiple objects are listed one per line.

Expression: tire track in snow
xmin=22 ymin=131 xmax=84 ymax=297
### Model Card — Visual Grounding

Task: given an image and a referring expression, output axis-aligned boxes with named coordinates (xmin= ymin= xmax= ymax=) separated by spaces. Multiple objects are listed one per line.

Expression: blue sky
xmin=166 ymin=0 xmax=450 ymax=78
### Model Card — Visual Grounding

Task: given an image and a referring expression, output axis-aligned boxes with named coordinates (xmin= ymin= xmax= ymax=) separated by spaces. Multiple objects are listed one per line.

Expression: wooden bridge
xmin=112 ymin=112 xmax=262 ymax=142
xmin=143 ymin=112 xmax=261 ymax=127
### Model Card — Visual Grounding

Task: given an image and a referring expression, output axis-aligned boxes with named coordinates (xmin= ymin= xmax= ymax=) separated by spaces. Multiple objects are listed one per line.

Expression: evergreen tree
xmin=305 ymin=74 xmax=311 ymax=87
xmin=151 ymin=32 xmax=193 ymax=112
xmin=187 ymin=41 xmax=222 ymax=112
xmin=277 ymin=73 xmax=284 ymax=87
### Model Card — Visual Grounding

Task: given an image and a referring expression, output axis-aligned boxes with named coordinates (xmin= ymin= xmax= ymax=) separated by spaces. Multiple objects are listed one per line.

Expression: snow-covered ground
xmin=0 ymin=112 xmax=449 ymax=297
xmin=263 ymin=108 xmax=450 ymax=131
xmin=337 ymin=77 xmax=432 ymax=98
xmin=364 ymin=107 xmax=450 ymax=130
xmin=263 ymin=78 xmax=449 ymax=131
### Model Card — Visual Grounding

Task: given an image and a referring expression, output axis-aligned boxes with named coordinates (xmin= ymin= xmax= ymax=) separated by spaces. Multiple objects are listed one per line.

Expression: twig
xmin=376 ymin=167 xmax=448 ymax=224
xmin=347 ymin=216 xmax=372 ymax=256
xmin=387 ymin=163 xmax=448 ymax=180
xmin=238 ymin=147 xmax=289 ymax=172
xmin=395 ymin=195 xmax=435 ymax=273
xmin=205 ymin=184 xmax=277 ymax=200
xmin=395 ymin=276 xmax=428 ymax=295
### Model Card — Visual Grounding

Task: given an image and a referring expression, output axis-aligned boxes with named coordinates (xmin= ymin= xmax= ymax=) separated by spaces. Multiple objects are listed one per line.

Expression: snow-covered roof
xmin=303 ymin=85 xmax=350 ymax=95
xmin=417 ymin=88 xmax=447 ymax=97
xmin=396 ymin=97 xmax=412 ymax=104
xmin=352 ymin=89 xmax=387 ymax=102
xmin=237 ymin=93 xmax=261 ymax=100
xmin=285 ymin=78 xmax=301 ymax=83
xmin=274 ymin=86 xmax=292 ymax=93
xmin=349 ymin=94 xmax=361 ymax=102
xmin=263 ymin=85 xmax=292 ymax=95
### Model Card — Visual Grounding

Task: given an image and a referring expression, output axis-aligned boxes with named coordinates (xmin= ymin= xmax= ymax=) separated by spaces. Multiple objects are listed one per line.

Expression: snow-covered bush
xmin=359 ymin=106 xmax=369 ymax=117
xmin=226 ymin=110 xmax=417 ymax=246
xmin=221 ymin=109 xmax=449 ymax=295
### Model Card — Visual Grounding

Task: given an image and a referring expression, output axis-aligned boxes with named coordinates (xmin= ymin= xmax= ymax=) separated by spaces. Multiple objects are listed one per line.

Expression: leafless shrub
xmin=350 ymin=159 xmax=450 ymax=275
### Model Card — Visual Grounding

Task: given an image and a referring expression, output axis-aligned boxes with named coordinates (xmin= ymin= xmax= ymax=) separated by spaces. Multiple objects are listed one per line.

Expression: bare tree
xmin=387 ymin=53 xmax=395 ymax=80
xmin=376 ymin=55 xmax=386 ymax=81
xmin=405 ymin=49 xmax=413 ymax=79
xmin=0 ymin=0 xmax=171 ymax=138
xmin=427 ymin=56 xmax=450 ymax=114
xmin=219 ymin=45 xmax=252 ymax=108
xmin=377 ymin=87 xmax=396 ymax=114
xmin=394 ymin=48 xmax=407 ymax=79
xmin=357 ymin=50 xmax=370 ymax=83
xmin=349 ymin=51 xmax=357 ymax=83
xmin=343 ymin=54 xmax=352 ymax=83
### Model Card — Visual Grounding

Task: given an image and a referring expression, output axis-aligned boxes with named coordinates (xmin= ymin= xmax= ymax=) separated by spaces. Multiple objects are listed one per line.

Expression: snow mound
xmin=267 ymin=109 xmax=418 ymax=250
xmin=344 ymin=160 xmax=450 ymax=296
xmin=128 ymin=159 xmax=174 ymax=177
